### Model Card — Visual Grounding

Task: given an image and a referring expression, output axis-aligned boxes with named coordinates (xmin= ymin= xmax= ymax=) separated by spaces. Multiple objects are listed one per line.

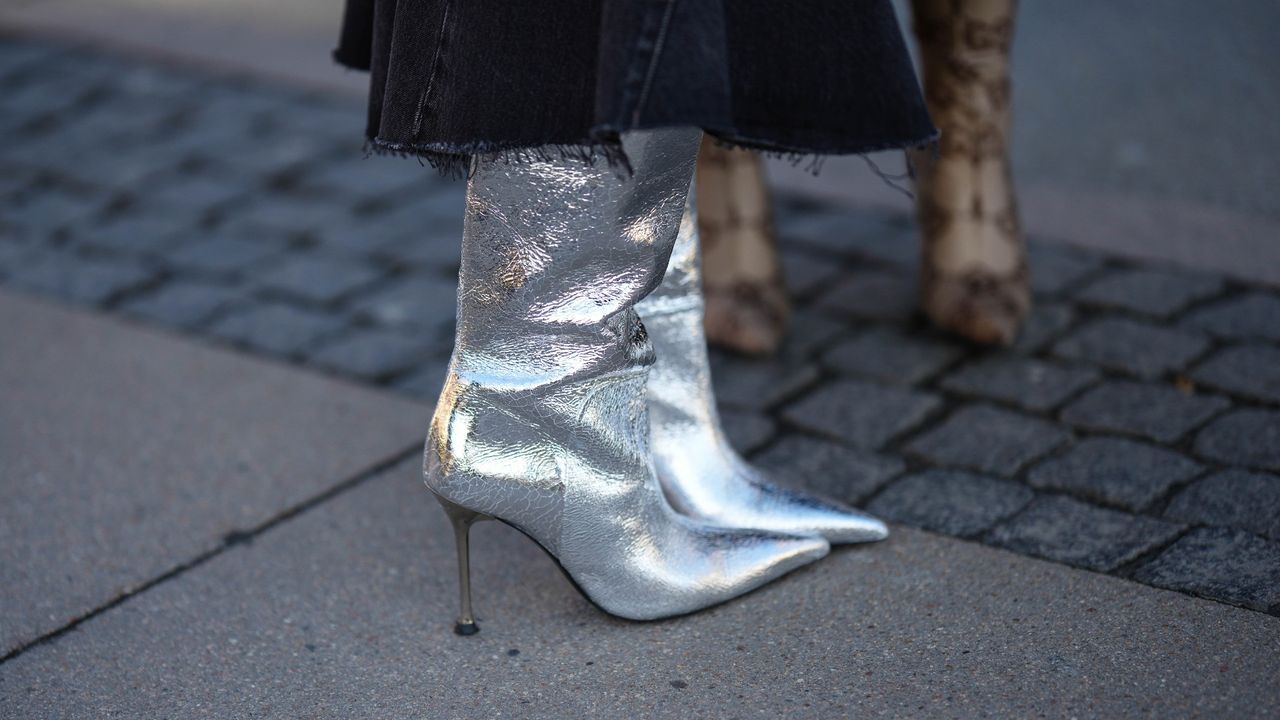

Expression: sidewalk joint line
xmin=0 ymin=442 xmax=422 ymax=665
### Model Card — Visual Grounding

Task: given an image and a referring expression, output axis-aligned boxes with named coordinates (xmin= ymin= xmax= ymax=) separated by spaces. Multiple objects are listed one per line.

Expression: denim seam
xmin=630 ymin=0 xmax=679 ymax=128
xmin=411 ymin=0 xmax=452 ymax=138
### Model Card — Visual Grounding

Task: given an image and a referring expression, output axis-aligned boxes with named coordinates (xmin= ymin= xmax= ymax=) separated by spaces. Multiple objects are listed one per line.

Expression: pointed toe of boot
xmin=755 ymin=487 xmax=890 ymax=545
xmin=809 ymin=505 xmax=889 ymax=544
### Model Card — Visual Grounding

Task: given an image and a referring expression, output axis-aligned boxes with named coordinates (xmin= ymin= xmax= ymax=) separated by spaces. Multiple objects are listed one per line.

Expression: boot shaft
xmin=451 ymin=129 xmax=702 ymax=392
xmin=428 ymin=128 xmax=702 ymax=549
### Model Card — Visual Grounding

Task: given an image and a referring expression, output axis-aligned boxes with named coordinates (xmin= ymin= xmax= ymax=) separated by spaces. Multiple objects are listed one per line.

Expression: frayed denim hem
xmin=366 ymin=137 xmax=633 ymax=180
xmin=366 ymin=125 xmax=939 ymax=187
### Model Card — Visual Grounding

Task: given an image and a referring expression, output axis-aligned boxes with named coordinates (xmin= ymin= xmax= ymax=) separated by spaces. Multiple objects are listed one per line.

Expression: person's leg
xmin=695 ymin=139 xmax=791 ymax=356
xmin=911 ymin=0 xmax=1029 ymax=346
xmin=638 ymin=196 xmax=889 ymax=544
xmin=426 ymin=128 xmax=828 ymax=632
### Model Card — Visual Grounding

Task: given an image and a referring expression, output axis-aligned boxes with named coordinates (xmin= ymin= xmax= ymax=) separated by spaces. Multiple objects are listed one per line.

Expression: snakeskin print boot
xmin=696 ymin=139 xmax=791 ymax=356
xmin=911 ymin=0 xmax=1030 ymax=345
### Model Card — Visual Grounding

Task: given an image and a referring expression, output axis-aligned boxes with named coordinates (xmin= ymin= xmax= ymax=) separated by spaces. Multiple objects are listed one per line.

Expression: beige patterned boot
xmin=695 ymin=138 xmax=790 ymax=356
xmin=911 ymin=0 xmax=1030 ymax=346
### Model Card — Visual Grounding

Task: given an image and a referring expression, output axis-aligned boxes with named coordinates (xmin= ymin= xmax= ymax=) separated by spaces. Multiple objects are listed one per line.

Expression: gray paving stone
xmin=707 ymin=354 xmax=819 ymax=411
xmin=0 ymin=106 xmax=32 ymax=138
xmin=778 ymin=208 xmax=908 ymax=261
xmin=306 ymin=212 xmax=411 ymax=257
xmin=1075 ymin=267 xmax=1224 ymax=317
xmin=5 ymin=120 xmax=66 ymax=164
xmin=6 ymin=250 xmax=156 ymax=305
xmin=0 ymin=167 xmax=31 ymax=199
xmin=1166 ymin=470 xmax=1280 ymax=541
xmin=1060 ymin=381 xmax=1230 ymax=443
xmin=209 ymin=133 xmax=331 ymax=177
xmin=753 ymin=435 xmax=904 ymax=503
xmin=821 ymin=327 xmax=964 ymax=385
xmin=225 ymin=193 xmax=357 ymax=236
xmin=152 ymin=122 xmax=265 ymax=170
xmin=354 ymin=186 xmax=466 ymax=246
xmin=841 ymin=225 xmax=918 ymax=268
xmin=0 ymin=239 xmax=39 ymax=276
xmin=780 ymin=249 xmax=844 ymax=297
xmin=1 ymin=189 xmax=105 ymax=237
xmin=989 ymin=495 xmax=1185 ymax=572
xmin=778 ymin=310 xmax=849 ymax=359
xmin=719 ymin=411 xmax=777 ymax=454
xmin=904 ymin=405 xmax=1070 ymax=476
xmin=307 ymin=327 xmax=440 ymax=380
xmin=1 ymin=218 xmax=39 ymax=249
xmin=165 ymin=233 xmax=287 ymax=277
xmin=253 ymin=253 xmax=384 ymax=305
xmin=0 ymin=73 xmax=85 ymax=118
xmin=141 ymin=173 xmax=248 ymax=213
xmin=780 ymin=379 xmax=940 ymax=450
xmin=110 ymin=63 xmax=202 ymax=102
xmin=391 ymin=359 xmax=451 ymax=401
xmin=192 ymin=84 xmax=295 ymax=127
xmin=813 ymin=269 xmax=917 ymax=323
xmin=56 ymin=96 xmax=174 ymax=146
xmin=206 ymin=301 xmax=345 ymax=356
xmin=1193 ymin=409 xmax=1280 ymax=471
xmin=322 ymin=197 xmax=463 ymax=268
xmin=303 ymin=155 xmax=431 ymax=199
xmin=1011 ymin=301 xmax=1076 ymax=355
xmin=1053 ymin=317 xmax=1210 ymax=380
xmin=1182 ymin=292 xmax=1280 ymax=343
xmin=0 ymin=39 xmax=65 ymax=78
xmin=940 ymin=356 xmax=1099 ymax=411
xmin=73 ymin=212 xmax=192 ymax=255
xmin=1028 ymin=242 xmax=1107 ymax=296
xmin=263 ymin=101 xmax=366 ymax=143
xmin=1133 ymin=528 xmax=1280 ymax=613
xmin=1028 ymin=437 xmax=1203 ymax=512
xmin=0 ymin=290 xmax=427 ymax=656
xmin=17 ymin=49 xmax=127 ymax=92
xmin=55 ymin=140 xmax=181 ymax=189
xmin=868 ymin=470 xmax=1034 ymax=537
xmin=372 ymin=232 xmax=463 ymax=270
xmin=118 ymin=279 xmax=245 ymax=328
xmin=348 ymin=274 xmax=458 ymax=332
xmin=1191 ymin=345 xmax=1280 ymax=403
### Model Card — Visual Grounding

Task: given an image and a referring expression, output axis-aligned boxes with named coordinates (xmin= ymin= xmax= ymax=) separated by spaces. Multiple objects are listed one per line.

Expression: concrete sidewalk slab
xmin=2 ymin=457 xmax=1275 ymax=719
xmin=0 ymin=290 xmax=428 ymax=657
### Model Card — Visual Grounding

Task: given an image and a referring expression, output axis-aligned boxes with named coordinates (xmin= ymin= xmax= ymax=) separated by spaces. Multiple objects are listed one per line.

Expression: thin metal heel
xmin=433 ymin=493 xmax=491 ymax=636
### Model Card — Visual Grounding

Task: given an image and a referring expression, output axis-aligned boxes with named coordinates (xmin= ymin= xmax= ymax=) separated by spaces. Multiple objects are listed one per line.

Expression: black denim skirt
xmin=335 ymin=0 xmax=936 ymax=172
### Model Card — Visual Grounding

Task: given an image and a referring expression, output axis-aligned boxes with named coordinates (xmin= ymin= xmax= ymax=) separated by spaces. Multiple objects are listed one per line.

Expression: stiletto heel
xmin=434 ymin=493 xmax=490 ymax=636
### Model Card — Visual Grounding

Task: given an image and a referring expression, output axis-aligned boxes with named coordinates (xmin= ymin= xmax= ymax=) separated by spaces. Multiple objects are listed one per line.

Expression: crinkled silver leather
xmin=425 ymin=128 xmax=828 ymax=620
xmin=637 ymin=198 xmax=889 ymax=544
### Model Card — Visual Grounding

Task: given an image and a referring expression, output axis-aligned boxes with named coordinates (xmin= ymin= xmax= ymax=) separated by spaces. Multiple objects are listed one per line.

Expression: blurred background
xmin=3 ymin=0 xmax=1278 ymax=282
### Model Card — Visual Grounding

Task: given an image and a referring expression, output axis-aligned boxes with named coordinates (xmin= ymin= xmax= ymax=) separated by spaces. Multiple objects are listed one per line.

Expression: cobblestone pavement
xmin=2 ymin=37 xmax=1278 ymax=618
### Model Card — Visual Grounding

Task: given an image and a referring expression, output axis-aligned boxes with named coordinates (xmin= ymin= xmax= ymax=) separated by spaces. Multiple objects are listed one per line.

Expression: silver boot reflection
xmin=637 ymin=199 xmax=890 ymax=544
xmin=426 ymin=128 xmax=828 ymax=631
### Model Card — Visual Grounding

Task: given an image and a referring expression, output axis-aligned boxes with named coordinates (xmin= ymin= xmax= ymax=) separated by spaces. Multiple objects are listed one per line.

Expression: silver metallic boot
xmin=637 ymin=199 xmax=890 ymax=544
xmin=426 ymin=128 xmax=829 ymax=633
